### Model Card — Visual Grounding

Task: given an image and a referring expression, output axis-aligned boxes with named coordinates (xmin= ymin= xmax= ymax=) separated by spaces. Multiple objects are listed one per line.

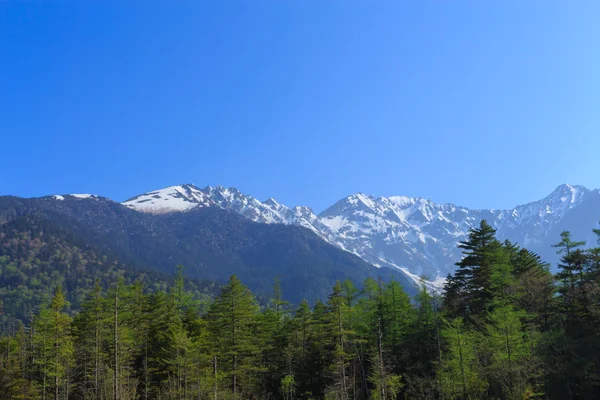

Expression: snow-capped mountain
xmin=122 ymin=185 xmax=216 ymax=213
xmin=124 ymin=184 xmax=328 ymax=232
xmin=52 ymin=194 xmax=99 ymax=201
xmin=123 ymin=184 xmax=600 ymax=285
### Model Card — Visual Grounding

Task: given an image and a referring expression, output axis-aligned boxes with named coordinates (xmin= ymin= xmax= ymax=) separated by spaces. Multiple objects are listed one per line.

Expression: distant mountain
xmin=0 ymin=195 xmax=403 ymax=305
xmin=124 ymin=183 xmax=600 ymax=284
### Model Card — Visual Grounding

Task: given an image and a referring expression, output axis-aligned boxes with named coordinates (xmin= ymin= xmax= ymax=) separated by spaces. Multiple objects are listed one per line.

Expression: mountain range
xmin=2 ymin=182 xmax=599 ymax=310
xmin=0 ymin=194 xmax=398 ymax=306
xmin=123 ymin=183 xmax=600 ymax=285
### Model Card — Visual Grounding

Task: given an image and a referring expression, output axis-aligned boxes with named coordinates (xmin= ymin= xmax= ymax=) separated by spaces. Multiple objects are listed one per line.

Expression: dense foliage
xmin=2 ymin=220 xmax=600 ymax=399
xmin=0 ymin=215 xmax=217 ymax=320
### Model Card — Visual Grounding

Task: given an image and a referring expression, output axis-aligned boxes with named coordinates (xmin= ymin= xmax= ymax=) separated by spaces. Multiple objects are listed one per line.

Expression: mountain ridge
xmin=0 ymin=194 xmax=404 ymax=303
xmin=122 ymin=183 xmax=600 ymax=284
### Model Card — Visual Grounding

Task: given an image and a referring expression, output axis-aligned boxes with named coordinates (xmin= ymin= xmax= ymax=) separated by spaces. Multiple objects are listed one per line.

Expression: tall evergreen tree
xmin=446 ymin=220 xmax=507 ymax=319
xmin=207 ymin=274 xmax=262 ymax=399
xmin=553 ymin=231 xmax=586 ymax=291
xmin=437 ymin=317 xmax=485 ymax=400
xmin=324 ymin=281 xmax=352 ymax=400
xmin=33 ymin=287 xmax=74 ymax=400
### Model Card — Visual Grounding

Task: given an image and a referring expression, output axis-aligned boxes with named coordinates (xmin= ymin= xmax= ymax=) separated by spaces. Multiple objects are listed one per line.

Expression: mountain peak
xmin=552 ymin=183 xmax=586 ymax=195
xmin=551 ymin=183 xmax=585 ymax=192
xmin=123 ymin=184 xmax=214 ymax=214
xmin=543 ymin=183 xmax=589 ymax=206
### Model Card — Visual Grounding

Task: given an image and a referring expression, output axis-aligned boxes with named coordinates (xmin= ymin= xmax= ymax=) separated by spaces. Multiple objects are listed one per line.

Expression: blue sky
xmin=1 ymin=1 xmax=600 ymax=212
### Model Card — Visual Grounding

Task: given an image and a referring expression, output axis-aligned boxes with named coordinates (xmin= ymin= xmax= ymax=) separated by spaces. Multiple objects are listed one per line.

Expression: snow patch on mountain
xmin=123 ymin=185 xmax=215 ymax=214
xmin=51 ymin=194 xmax=98 ymax=201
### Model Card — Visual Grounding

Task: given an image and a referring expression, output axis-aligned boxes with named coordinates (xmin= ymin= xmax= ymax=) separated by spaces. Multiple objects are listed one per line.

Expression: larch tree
xmin=33 ymin=287 xmax=74 ymax=400
xmin=207 ymin=274 xmax=262 ymax=399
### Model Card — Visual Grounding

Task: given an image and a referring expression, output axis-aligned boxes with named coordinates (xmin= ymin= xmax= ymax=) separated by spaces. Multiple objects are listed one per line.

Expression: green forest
xmin=1 ymin=220 xmax=600 ymax=399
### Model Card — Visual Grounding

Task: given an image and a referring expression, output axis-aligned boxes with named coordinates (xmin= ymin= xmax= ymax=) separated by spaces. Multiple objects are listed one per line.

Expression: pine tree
xmin=437 ymin=317 xmax=485 ymax=400
xmin=381 ymin=279 xmax=414 ymax=370
xmin=550 ymin=230 xmax=600 ymax=397
xmin=305 ymin=301 xmax=333 ymax=399
xmin=289 ymin=299 xmax=314 ymax=398
xmin=165 ymin=317 xmax=196 ymax=398
xmin=553 ymin=231 xmax=586 ymax=291
xmin=484 ymin=304 xmax=538 ymax=399
xmin=0 ymin=354 xmax=39 ymax=399
xmin=510 ymin=248 xmax=554 ymax=331
xmin=72 ymin=280 xmax=110 ymax=400
xmin=33 ymin=287 xmax=73 ymax=400
xmin=107 ymin=279 xmax=137 ymax=400
xmin=404 ymin=284 xmax=439 ymax=399
xmin=325 ymin=281 xmax=353 ymax=400
xmin=0 ymin=320 xmax=38 ymax=399
xmin=207 ymin=275 xmax=262 ymax=398
xmin=259 ymin=278 xmax=293 ymax=399
xmin=447 ymin=220 xmax=506 ymax=319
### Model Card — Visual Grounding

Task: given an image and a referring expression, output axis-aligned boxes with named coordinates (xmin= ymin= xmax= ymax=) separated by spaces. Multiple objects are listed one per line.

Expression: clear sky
xmin=2 ymin=1 xmax=600 ymax=212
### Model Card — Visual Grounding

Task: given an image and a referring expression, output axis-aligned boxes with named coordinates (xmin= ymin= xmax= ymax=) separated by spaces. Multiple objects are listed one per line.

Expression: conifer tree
xmin=33 ymin=287 xmax=74 ymax=400
xmin=404 ymin=284 xmax=438 ymax=398
xmin=0 ymin=321 xmax=38 ymax=399
xmin=446 ymin=220 xmax=506 ymax=319
xmin=72 ymin=280 xmax=109 ymax=400
xmin=325 ymin=280 xmax=353 ymax=400
xmin=553 ymin=231 xmax=586 ymax=291
xmin=381 ymin=279 xmax=413 ymax=370
xmin=289 ymin=299 xmax=314 ymax=398
xmin=484 ymin=304 xmax=537 ymax=399
xmin=207 ymin=274 xmax=262 ymax=398
xmin=437 ymin=317 xmax=485 ymax=399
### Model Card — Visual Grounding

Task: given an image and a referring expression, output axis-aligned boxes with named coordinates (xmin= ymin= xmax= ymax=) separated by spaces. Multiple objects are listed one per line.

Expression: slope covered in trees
xmin=2 ymin=220 xmax=600 ymax=399
xmin=0 ymin=195 xmax=412 ymax=303
xmin=0 ymin=215 xmax=217 ymax=321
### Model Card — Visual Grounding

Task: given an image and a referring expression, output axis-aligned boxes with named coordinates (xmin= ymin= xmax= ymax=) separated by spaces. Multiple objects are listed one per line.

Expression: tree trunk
xmin=233 ymin=354 xmax=237 ymax=399
xmin=434 ymin=301 xmax=444 ymax=400
xmin=378 ymin=318 xmax=386 ymax=400
xmin=457 ymin=325 xmax=468 ymax=399
xmin=55 ymin=308 xmax=60 ymax=400
xmin=213 ymin=356 xmax=218 ymax=400
xmin=338 ymin=305 xmax=348 ymax=400
xmin=145 ymin=339 xmax=149 ymax=400
xmin=114 ymin=282 xmax=119 ymax=400
xmin=95 ymin=307 xmax=100 ymax=400
xmin=231 ymin=295 xmax=237 ymax=399
xmin=504 ymin=308 xmax=513 ymax=392
xmin=29 ymin=310 xmax=35 ymax=382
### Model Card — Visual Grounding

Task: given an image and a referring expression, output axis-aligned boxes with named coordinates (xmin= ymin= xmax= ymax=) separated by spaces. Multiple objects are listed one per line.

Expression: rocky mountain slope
xmin=124 ymin=183 xmax=600 ymax=284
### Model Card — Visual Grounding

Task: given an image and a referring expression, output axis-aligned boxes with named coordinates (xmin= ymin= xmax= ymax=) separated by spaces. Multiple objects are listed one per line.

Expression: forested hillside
xmin=0 ymin=195 xmax=410 ymax=304
xmin=0 ymin=215 xmax=217 ymax=320
xmin=2 ymin=221 xmax=600 ymax=399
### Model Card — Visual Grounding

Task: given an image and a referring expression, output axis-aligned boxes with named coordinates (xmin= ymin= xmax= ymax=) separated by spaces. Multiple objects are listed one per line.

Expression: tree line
xmin=1 ymin=220 xmax=600 ymax=399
